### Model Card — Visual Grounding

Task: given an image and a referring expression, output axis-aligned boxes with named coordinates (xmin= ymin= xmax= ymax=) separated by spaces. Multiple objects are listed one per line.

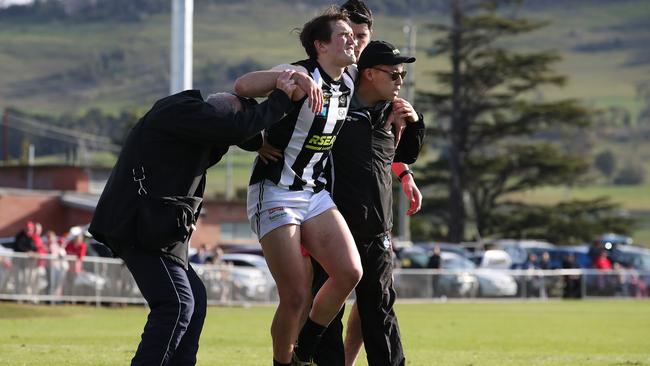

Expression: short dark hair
xmin=299 ymin=6 xmax=351 ymax=60
xmin=340 ymin=0 xmax=373 ymax=29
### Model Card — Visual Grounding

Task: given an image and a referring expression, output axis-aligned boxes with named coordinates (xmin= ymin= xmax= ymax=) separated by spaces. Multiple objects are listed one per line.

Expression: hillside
xmin=0 ymin=0 xmax=648 ymax=116
xmin=1 ymin=0 xmax=649 ymax=243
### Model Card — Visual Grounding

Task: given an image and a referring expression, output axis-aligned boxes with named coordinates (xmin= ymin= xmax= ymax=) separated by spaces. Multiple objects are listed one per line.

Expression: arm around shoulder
xmin=234 ymin=64 xmax=307 ymax=99
xmin=394 ymin=112 xmax=425 ymax=164
xmin=234 ymin=70 xmax=281 ymax=98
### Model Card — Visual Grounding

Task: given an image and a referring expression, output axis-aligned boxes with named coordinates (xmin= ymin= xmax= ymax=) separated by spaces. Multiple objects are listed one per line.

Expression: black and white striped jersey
xmin=249 ymin=59 xmax=355 ymax=192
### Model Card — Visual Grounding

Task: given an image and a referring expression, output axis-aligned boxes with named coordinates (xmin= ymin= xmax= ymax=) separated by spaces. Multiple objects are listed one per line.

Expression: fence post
xmin=94 ymin=260 xmax=100 ymax=307
xmin=49 ymin=255 xmax=55 ymax=305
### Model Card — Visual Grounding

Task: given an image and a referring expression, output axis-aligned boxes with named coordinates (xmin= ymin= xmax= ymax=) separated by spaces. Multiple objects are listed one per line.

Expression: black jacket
xmin=13 ymin=230 xmax=35 ymax=252
xmin=328 ymin=95 xmax=424 ymax=239
xmin=89 ymin=89 xmax=293 ymax=267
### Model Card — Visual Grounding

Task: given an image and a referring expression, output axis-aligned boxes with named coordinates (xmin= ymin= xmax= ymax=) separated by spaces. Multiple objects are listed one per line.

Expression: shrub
xmin=613 ymin=163 xmax=646 ymax=185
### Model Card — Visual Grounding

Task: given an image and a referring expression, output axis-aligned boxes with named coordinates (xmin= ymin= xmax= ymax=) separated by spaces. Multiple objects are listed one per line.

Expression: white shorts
xmin=247 ymin=180 xmax=336 ymax=240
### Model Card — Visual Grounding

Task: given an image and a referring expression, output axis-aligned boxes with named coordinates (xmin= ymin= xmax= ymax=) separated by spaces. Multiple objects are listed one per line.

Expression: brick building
xmin=0 ymin=165 xmax=255 ymax=248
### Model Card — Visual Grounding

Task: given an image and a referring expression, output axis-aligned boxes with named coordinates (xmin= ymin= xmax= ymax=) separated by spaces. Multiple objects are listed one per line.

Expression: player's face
xmin=325 ymin=20 xmax=357 ymax=67
xmin=371 ymin=64 xmax=404 ymax=100
xmin=350 ymin=22 xmax=372 ymax=59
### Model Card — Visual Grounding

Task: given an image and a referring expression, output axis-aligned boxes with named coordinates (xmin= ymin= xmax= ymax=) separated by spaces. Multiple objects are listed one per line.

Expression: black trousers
xmin=313 ymin=234 xmax=405 ymax=366
xmin=120 ymin=246 xmax=207 ymax=366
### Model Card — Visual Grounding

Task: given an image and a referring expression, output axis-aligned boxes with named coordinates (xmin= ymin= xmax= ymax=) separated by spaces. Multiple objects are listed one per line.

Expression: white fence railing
xmin=394 ymin=268 xmax=649 ymax=299
xmin=0 ymin=252 xmax=648 ymax=305
xmin=0 ymin=252 xmax=278 ymax=305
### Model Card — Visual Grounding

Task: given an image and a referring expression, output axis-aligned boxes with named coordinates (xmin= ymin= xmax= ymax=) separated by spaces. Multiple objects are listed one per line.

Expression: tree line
xmin=1 ymin=0 xmax=640 ymax=244
xmin=412 ymin=0 xmax=635 ymax=244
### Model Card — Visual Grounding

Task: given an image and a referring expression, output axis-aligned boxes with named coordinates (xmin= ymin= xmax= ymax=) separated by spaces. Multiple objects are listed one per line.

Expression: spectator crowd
xmin=0 ymin=220 xmax=88 ymax=301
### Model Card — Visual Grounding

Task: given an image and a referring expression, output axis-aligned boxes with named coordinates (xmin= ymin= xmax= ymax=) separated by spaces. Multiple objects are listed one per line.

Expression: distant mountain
xmin=1 ymin=0 xmax=643 ymax=19
xmin=0 ymin=0 xmax=647 ymax=117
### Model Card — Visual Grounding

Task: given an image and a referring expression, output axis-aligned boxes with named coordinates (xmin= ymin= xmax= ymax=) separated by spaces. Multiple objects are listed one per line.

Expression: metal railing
xmin=393 ymin=268 xmax=649 ymax=299
xmin=0 ymin=252 xmax=648 ymax=305
xmin=0 ymin=252 xmax=278 ymax=305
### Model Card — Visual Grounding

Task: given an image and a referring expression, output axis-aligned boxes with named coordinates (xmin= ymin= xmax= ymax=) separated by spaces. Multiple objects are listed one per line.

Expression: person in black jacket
xmin=88 ymin=72 xmax=297 ymax=366
xmin=314 ymin=40 xmax=424 ymax=366
xmin=13 ymin=221 xmax=36 ymax=253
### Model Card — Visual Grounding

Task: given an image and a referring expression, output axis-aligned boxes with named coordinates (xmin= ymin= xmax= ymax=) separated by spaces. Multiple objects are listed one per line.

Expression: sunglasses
xmin=372 ymin=68 xmax=407 ymax=81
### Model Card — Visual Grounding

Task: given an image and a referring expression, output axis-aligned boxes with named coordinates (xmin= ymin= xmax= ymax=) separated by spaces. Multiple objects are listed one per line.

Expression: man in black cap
xmin=314 ymin=40 xmax=424 ymax=366
xmin=89 ymin=71 xmax=297 ymax=366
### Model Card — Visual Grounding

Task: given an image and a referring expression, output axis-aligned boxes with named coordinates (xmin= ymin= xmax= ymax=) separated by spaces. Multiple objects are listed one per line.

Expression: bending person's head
xmin=205 ymin=92 xmax=261 ymax=151
xmin=205 ymin=92 xmax=257 ymax=117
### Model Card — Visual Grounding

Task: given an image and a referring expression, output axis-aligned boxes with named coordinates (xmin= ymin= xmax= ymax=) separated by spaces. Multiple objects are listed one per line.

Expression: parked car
xmin=396 ymin=246 xmax=477 ymax=298
xmin=475 ymin=267 xmax=518 ymax=297
xmin=609 ymin=245 xmax=650 ymax=270
xmin=555 ymin=245 xmax=591 ymax=268
xmin=596 ymin=233 xmax=633 ymax=250
xmin=198 ymin=253 xmax=277 ymax=302
xmin=396 ymin=246 xmax=518 ymax=298
xmin=478 ymin=249 xmax=512 ymax=269
xmin=221 ymin=244 xmax=264 ymax=257
xmin=488 ymin=239 xmax=556 ymax=268
xmin=0 ymin=237 xmax=14 ymax=250
xmin=413 ymin=241 xmax=473 ymax=259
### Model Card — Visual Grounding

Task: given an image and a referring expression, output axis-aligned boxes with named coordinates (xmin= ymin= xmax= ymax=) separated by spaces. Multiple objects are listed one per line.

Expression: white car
xmin=475 ymin=249 xmax=518 ymax=297
xmin=396 ymin=248 xmax=479 ymax=298
xmin=442 ymin=252 xmax=517 ymax=297
xmin=197 ymin=253 xmax=277 ymax=302
xmin=397 ymin=247 xmax=517 ymax=298
xmin=474 ymin=269 xmax=518 ymax=297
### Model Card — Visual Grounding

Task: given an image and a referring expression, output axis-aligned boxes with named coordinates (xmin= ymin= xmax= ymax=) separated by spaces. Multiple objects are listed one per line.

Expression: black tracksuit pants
xmin=312 ymin=234 xmax=405 ymax=366
xmin=120 ymin=246 xmax=207 ymax=366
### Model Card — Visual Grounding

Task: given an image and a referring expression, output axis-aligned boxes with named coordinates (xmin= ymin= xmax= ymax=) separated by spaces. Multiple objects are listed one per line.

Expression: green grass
xmin=0 ymin=301 xmax=649 ymax=365
xmin=505 ymin=184 xmax=650 ymax=212
xmin=504 ymin=185 xmax=650 ymax=246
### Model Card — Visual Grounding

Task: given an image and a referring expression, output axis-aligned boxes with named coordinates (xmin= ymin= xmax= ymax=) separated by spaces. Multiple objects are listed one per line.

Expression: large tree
xmin=416 ymin=0 xmax=634 ymax=244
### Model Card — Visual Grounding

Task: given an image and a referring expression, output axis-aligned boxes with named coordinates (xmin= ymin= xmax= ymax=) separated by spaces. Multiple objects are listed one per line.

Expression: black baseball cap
xmin=357 ymin=40 xmax=416 ymax=70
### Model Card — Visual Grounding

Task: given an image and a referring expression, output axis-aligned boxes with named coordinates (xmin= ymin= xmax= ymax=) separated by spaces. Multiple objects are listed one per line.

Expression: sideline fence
xmin=0 ymin=252 xmax=647 ymax=305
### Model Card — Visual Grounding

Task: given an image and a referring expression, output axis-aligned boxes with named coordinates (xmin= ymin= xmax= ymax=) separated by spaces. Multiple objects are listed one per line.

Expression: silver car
xmin=396 ymin=247 xmax=478 ymax=298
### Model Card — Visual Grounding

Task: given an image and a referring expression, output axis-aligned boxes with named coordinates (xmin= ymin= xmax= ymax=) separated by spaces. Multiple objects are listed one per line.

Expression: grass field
xmin=1 ymin=300 xmax=649 ymax=365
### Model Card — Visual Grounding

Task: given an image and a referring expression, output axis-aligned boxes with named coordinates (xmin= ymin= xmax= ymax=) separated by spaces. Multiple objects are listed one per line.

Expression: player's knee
xmin=336 ymin=264 xmax=363 ymax=292
xmin=278 ymin=286 xmax=310 ymax=313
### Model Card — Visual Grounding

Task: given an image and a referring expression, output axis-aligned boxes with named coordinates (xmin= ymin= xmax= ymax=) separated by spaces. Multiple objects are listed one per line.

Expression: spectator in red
xmin=31 ymin=223 xmax=47 ymax=266
xmin=65 ymin=234 xmax=88 ymax=274
xmin=593 ymin=250 xmax=613 ymax=295
xmin=593 ymin=251 xmax=612 ymax=270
